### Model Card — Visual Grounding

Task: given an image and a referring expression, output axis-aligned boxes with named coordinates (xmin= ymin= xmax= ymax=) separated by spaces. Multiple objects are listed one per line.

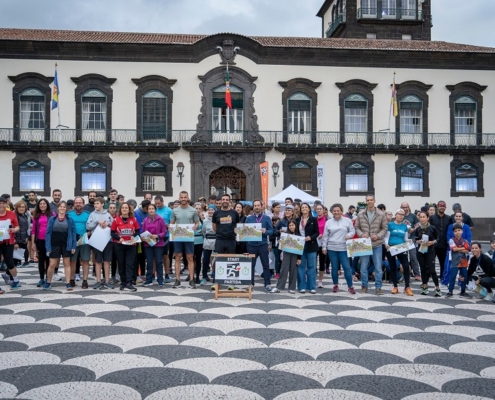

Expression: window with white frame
xmin=212 ymin=84 xmax=243 ymax=132
xmin=20 ymin=88 xmax=45 ymax=129
xmin=400 ymin=95 xmax=422 ymax=133
xmin=345 ymin=94 xmax=367 ymax=132
xmin=361 ymin=0 xmax=377 ymax=16
xmin=345 ymin=162 xmax=368 ymax=191
xmin=382 ymin=0 xmax=397 ymax=17
xmin=454 ymin=96 xmax=477 ymax=134
xmin=142 ymin=161 xmax=166 ymax=192
xmin=400 ymin=163 xmax=423 ymax=192
xmin=19 ymin=160 xmax=45 ymax=191
xmin=401 ymin=0 xmax=416 ymax=18
xmin=288 ymin=92 xmax=311 ymax=133
xmin=142 ymin=90 xmax=167 ymax=138
xmin=289 ymin=161 xmax=312 ymax=191
xmin=455 ymin=164 xmax=477 ymax=192
xmin=81 ymin=160 xmax=106 ymax=191
xmin=82 ymin=90 xmax=107 ymax=130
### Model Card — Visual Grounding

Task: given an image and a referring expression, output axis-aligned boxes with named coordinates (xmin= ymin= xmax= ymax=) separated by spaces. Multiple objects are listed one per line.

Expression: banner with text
xmin=317 ymin=164 xmax=324 ymax=201
xmin=260 ymin=162 xmax=269 ymax=205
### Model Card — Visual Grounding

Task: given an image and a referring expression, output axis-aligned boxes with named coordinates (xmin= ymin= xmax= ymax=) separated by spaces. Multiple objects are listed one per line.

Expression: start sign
xmin=214 ymin=256 xmax=252 ymax=285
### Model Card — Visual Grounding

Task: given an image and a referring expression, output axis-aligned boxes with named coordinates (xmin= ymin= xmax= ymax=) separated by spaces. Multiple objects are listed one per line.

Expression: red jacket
xmin=111 ymin=215 xmax=140 ymax=243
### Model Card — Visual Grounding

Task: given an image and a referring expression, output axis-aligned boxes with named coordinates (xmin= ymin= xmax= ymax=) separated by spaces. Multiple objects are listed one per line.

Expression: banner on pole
xmin=317 ymin=164 xmax=324 ymax=202
xmin=260 ymin=162 xmax=269 ymax=205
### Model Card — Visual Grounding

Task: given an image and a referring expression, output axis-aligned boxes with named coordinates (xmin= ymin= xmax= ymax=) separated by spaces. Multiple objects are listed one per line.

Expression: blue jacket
xmin=245 ymin=213 xmax=273 ymax=246
xmin=45 ymin=216 xmax=77 ymax=253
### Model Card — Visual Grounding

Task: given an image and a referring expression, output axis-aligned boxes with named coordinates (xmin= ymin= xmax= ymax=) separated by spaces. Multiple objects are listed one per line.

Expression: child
xmin=271 ymin=219 xmax=301 ymax=293
xmin=446 ymin=224 xmax=471 ymax=298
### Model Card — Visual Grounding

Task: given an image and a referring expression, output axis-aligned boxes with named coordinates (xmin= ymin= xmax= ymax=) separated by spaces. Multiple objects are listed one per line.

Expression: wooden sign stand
xmin=212 ymin=254 xmax=254 ymax=301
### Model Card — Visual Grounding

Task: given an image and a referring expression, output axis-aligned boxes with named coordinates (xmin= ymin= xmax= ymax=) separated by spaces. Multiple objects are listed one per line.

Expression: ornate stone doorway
xmin=209 ymin=166 xmax=246 ymax=201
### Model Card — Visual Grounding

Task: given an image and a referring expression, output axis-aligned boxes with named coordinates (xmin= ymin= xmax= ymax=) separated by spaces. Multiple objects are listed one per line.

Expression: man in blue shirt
xmin=245 ymin=199 xmax=273 ymax=292
xmin=68 ymin=197 xmax=91 ymax=289
xmin=155 ymin=195 xmax=173 ymax=282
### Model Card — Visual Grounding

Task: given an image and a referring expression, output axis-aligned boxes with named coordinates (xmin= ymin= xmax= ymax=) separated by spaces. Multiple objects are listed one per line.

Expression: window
xmin=19 ymin=160 xmax=45 ymax=191
xmin=400 ymin=163 xmax=423 ymax=192
xmin=212 ymin=84 xmax=243 ymax=133
xmin=289 ymin=162 xmax=312 ymax=191
xmin=142 ymin=161 xmax=166 ymax=192
xmin=454 ymin=96 xmax=476 ymax=134
xmin=288 ymin=92 xmax=311 ymax=133
xmin=345 ymin=163 xmax=368 ymax=192
xmin=142 ymin=90 xmax=167 ymax=139
xmin=20 ymin=89 xmax=45 ymax=129
xmin=366 ymin=33 xmax=377 ymax=39
xmin=402 ymin=34 xmax=412 ymax=40
xmin=345 ymin=94 xmax=367 ymax=132
xmin=82 ymin=90 xmax=107 ymax=130
xmin=455 ymin=164 xmax=477 ymax=192
xmin=400 ymin=95 xmax=422 ymax=133
xmin=361 ymin=0 xmax=377 ymax=16
xmin=382 ymin=0 xmax=396 ymax=18
xmin=81 ymin=161 xmax=107 ymax=191
xmin=401 ymin=0 xmax=416 ymax=18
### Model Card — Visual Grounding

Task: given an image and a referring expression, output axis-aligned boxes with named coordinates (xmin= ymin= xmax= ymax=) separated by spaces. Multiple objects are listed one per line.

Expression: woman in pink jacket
xmin=141 ymin=204 xmax=167 ymax=287
xmin=31 ymin=198 xmax=55 ymax=287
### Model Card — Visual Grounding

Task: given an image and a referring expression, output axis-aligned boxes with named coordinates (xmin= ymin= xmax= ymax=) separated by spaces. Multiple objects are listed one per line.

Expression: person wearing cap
xmin=450 ymin=203 xmax=474 ymax=232
xmin=0 ymin=196 xmax=21 ymax=292
xmin=429 ymin=200 xmax=453 ymax=280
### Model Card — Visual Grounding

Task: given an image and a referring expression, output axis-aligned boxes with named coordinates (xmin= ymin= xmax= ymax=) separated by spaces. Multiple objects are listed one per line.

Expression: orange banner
xmin=259 ymin=162 xmax=269 ymax=206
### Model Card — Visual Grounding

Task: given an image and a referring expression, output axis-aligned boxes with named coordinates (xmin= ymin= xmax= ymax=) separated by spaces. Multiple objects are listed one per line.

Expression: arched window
xmin=345 ymin=162 xmax=368 ymax=192
xmin=82 ymin=89 xmax=107 ymax=130
xmin=212 ymin=84 xmax=243 ymax=133
xmin=454 ymin=96 xmax=477 ymax=134
xmin=400 ymin=95 xmax=422 ymax=133
xmin=289 ymin=161 xmax=312 ymax=191
xmin=19 ymin=160 xmax=45 ymax=191
xmin=288 ymin=92 xmax=311 ymax=133
xmin=400 ymin=163 xmax=423 ymax=192
xmin=142 ymin=90 xmax=167 ymax=139
xmin=345 ymin=94 xmax=367 ymax=132
xmin=81 ymin=160 xmax=107 ymax=191
xmin=455 ymin=164 xmax=477 ymax=192
xmin=142 ymin=161 xmax=167 ymax=192
xmin=20 ymin=88 xmax=45 ymax=129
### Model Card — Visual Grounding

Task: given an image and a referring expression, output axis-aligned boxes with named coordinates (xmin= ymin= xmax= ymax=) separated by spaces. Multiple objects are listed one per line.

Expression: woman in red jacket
xmin=111 ymin=202 xmax=140 ymax=292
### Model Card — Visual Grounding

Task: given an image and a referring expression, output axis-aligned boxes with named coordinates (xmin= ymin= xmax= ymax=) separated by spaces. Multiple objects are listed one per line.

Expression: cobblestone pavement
xmin=0 ymin=266 xmax=494 ymax=399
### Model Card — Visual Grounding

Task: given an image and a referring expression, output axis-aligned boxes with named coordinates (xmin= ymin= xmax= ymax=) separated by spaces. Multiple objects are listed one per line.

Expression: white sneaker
xmin=136 ymin=276 xmax=143 ymax=284
xmin=310 ymin=289 xmax=317 ymax=294
xmin=270 ymin=287 xmax=280 ymax=293
xmin=52 ymin=273 xmax=62 ymax=281
xmin=75 ymin=274 xmax=80 ymax=281
xmin=317 ymin=280 xmax=324 ymax=288
xmin=288 ymin=290 xmax=295 ymax=294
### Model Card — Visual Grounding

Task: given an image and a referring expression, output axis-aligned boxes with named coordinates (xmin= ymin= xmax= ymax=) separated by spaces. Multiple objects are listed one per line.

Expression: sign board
xmin=214 ymin=255 xmax=252 ymax=285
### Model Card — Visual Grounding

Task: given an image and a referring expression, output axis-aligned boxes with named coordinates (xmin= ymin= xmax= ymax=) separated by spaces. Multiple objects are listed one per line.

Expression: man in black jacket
xmin=429 ymin=200 xmax=453 ymax=279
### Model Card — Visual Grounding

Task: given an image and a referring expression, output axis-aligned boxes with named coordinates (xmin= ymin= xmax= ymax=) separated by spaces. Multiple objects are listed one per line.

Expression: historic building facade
xmin=1 ymin=0 xmax=495 ymax=238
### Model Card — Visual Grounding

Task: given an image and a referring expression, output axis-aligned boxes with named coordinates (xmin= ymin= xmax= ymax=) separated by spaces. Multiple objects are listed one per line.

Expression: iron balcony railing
xmin=1 ymin=128 xmax=495 ymax=148
xmin=357 ymin=8 xmax=423 ymax=20
xmin=326 ymin=13 xmax=346 ymax=38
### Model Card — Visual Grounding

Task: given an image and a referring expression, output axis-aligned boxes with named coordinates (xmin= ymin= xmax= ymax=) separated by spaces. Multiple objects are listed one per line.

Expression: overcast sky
xmin=0 ymin=0 xmax=494 ymax=47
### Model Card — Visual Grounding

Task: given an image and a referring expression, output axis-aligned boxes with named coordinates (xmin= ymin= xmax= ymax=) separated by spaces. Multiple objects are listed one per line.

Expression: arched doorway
xmin=209 ymin=166 xmax=246 ymax=201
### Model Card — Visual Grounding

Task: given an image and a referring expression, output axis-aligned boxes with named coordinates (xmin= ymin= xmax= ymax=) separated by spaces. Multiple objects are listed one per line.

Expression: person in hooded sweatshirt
xmin=86 ymin=197 xmax=114 ymax=290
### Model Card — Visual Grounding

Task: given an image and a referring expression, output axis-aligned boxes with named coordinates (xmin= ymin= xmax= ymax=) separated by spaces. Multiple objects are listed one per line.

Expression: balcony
xmin=357 ymin=8 xmax=423 ymax=21
xmin=1 ymin=128 xmax=495 ymax=152
xmin=326 ymin=13 xmax=346 ymax=38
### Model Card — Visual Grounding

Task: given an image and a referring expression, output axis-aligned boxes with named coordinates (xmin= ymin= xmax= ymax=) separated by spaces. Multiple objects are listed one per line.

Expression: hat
xmin=0 ymin=197 xmax=7 ymax=203
xmin=207 ymin=204 xmax=217 ymax=210
xmin=285 ymin=205 xmax=294 ymax=210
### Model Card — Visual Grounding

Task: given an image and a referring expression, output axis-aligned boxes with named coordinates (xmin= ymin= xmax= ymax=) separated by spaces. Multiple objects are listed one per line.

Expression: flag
xmin=391 ymin=75 xmax=398 ymax=117
xmin=52 ymin=66 xmax=59 ymax=110
xmin=225 ymin=67 xmax=232 ymax=109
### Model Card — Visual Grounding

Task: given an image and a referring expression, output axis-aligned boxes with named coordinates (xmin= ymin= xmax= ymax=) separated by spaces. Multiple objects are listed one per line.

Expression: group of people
xmin=0 ymin=189 xmax=494 ymax=303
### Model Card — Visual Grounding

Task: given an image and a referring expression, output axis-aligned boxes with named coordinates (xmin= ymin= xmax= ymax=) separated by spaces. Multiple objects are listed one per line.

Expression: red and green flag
xmin=225 ymin=68 xmax=232 ymax=109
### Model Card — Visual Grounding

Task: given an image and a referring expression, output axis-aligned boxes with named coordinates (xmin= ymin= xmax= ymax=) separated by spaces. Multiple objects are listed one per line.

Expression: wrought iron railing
xmin=326 ymin=13 xmax=346 ymax=38
xmin=357 ymin=8 xmax=423 ymax=20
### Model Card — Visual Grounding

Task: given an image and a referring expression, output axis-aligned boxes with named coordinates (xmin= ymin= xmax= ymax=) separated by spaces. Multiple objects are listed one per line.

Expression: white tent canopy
xmin=268 ymin=184 xmax=321 ymax=206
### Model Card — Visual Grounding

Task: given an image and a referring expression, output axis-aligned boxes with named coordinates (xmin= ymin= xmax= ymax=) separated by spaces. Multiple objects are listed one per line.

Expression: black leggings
xmin=115 ymin=243 xmax=136 ymax=285
xmin=386 ymin=251 xmax=410 ymax=288
xmin=435 ymin=246 xmax=448 ymax=280
xmin=36 ymin=239 xmax=49 ymax=280
xmin=417 ymin=249 xmax=439 ymax=287
xmin=318 ymin=247 xmax=330 ymax=272
xmin=194 ymin=243 xmax=203 ymax=280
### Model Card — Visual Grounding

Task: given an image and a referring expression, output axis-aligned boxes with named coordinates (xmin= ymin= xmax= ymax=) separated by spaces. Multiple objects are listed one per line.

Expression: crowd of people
xmin=0 ymin=189 xmax=494 ymax=303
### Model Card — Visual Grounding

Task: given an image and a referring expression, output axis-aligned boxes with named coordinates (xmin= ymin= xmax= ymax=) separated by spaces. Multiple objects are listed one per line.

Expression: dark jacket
xmin=413 ymin=224 xmax=438 ymax=255
xmin=468 ymin=253 xmax=495 ymax=280
xmin=429 ymin=213 xmax=453 ymax=248
xmin=300 ymin=215 xmax=319 ymax=253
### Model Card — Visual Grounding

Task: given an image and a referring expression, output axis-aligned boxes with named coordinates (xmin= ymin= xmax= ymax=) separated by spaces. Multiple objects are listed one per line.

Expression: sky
xmin=0 ymin=0 xmax=494 ymax=47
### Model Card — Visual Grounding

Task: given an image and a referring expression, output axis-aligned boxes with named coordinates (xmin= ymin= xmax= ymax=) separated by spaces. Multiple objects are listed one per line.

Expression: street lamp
xmin=176 ymin=162 xmax=185 ymax=186
xmin=272 ymin=162 xmax=280 ymax=187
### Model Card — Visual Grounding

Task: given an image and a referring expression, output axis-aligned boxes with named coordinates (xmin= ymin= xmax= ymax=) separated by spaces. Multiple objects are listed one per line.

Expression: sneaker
xmin=445 ymin=292 xmax=453 ymax=298
xmin=65 ymin=283 xmax=73 ymax=291
xmin=124 ymin=284 xmax=137 ymax=292
xmin=158 ymin=283 xmax=164 ymax=288
xmin=82 ymin=280 xmax=88 ymax=289
xmin=1 ymin=273 xmax=11 ymax=285
xmin=391 ymin=287 xmax=399 ymax=295
xmin=104 ymin=282 xmax=114 ymax=289
xmin=135 ymin=276 xmax=143 ymax=284
xmin=360 ymin=286 xmax=368 ymax=294
xmin=325 ymin=268 xmax=330 ymax=274
xmin=348 ymin=287 xmax=356 ymax=294
xmin=459 ymin=291 xmax=472 ymax=298
xmin=195 ymin=278 xmax=201 ymax=284
xmin=22 ymin=262 xmax=30 ymax=268
xmin=111 ymin=277 xmax=119 ymax=284
xmin=200 ymin=278 xmax=207 ymax=286
xmin=435 ymin=289 xmax=442 ymax=297
xmin=189 ymin=280 xmax=196 ymax=289
xmin=482 ymin=293 xmax=493 ymax=301
xmin=299 ymin=289 xmax=306 ymax=294
xmin=271 ymin=287 xmax=280 ymax=293
xmin=228 ymin=285 xmax=235 ymax=291
xmin=143 ymin=281 xmax=153 ymax=287
xmin=265 ymin=286 xmax=272 ymax=293
xmin=210 ymin=283 xmax=217 ymax=291
xmin=70 ymin=279 xmax=76 ymax=288
xmin=165 ymin=277 xmax=172 ymax=283
xmin=52 ymin=273 xmax=62 ymax=281
xmin=75 ymin=274 xmax=80 ymax=281
xmin=317 ymin=280 xmax=324 ymax=288
xmin=119 ymin=284 xmax=125 ymax=291
xmin=92 ymin=282 xmax=102 ymax=290
xmin=414 ymin=275 xmax=421 ymax=281
xmin=421 ymin=287 xmax=429 ymax=295
xmin=375 ymin=288 xmax=384 ymax=296
xmin=37 ymin=279 xmax=45 ymax=288
xmin=405 ymin=287 xmax=414 ymax=296
xmin=288 ymin=290 xmax=295 ymax=294
xmin=173 ymin=279 xmax=181 ymax=289
xmin=333 ymin=284 xmax=339 ymax=293
xmin=11 ymin=280 xmax=20 ymax=290
xmin=310 ymin=289 xmax=316 ymax=294
xmin=43 ymin=282 xmax=52 ymax=290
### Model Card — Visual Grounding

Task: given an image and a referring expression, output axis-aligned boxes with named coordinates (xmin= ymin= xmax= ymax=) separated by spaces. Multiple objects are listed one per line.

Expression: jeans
xmin=359 ymin=246 xmax=383 ymax=289
xmin=480 ymin=277 xmax=495 ymax=293
xmin=329 ymin=250 xmax=353 ymax=287
xmin=272 ymin=247 xmax=281 ymax=274
xmin=298 ymin=251 xmax=317 ymax=291
xmin=448 ymin=265 xmax=467 ymax=293
xmin=203 ymin=249 xmax=213 ymax=279
xmin=144 ymin=245 xmax=165 ymax=284
xmin=247 ymin=243 xmax=271 ymax=287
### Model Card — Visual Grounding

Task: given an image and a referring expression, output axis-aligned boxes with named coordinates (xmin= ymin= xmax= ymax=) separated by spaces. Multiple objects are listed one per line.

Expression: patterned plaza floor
xmin=0 ymin=266 xmax=494 ymax=399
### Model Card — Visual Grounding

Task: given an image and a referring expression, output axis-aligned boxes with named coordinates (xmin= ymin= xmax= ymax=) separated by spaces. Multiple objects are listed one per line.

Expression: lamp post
xmin=177 ymin=162 xmax=185 ymax=186
xmin=272 ymin=162 xmax=280 ymax=187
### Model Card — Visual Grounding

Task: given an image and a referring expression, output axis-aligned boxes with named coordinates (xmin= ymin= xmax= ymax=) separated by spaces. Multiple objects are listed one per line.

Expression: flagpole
xmin=387 ymin=71 xmax=396 ymax=147
xmin=226 ymin=63 xmax=230 ymax=145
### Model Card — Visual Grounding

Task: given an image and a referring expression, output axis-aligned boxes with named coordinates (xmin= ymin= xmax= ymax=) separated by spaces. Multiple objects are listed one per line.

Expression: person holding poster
xmin=298 ymin=203 xmax=319 ymax=294
xmin=384 ymin=209 xmax=413 ymax=296
xmin=321 ymin=203 xmax=356 ymax=294
xmin=271 ymin=219 xmax=301 ymax=293
xmin=212 ymin=194 xmax=239 ymax=254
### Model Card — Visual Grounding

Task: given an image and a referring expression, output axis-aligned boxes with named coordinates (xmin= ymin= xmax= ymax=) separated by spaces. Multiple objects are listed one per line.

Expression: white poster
xmin=88 ymin=226 xmax=112 ymax=252
xmin=317 ymin=164 xmax=324 ymax=202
